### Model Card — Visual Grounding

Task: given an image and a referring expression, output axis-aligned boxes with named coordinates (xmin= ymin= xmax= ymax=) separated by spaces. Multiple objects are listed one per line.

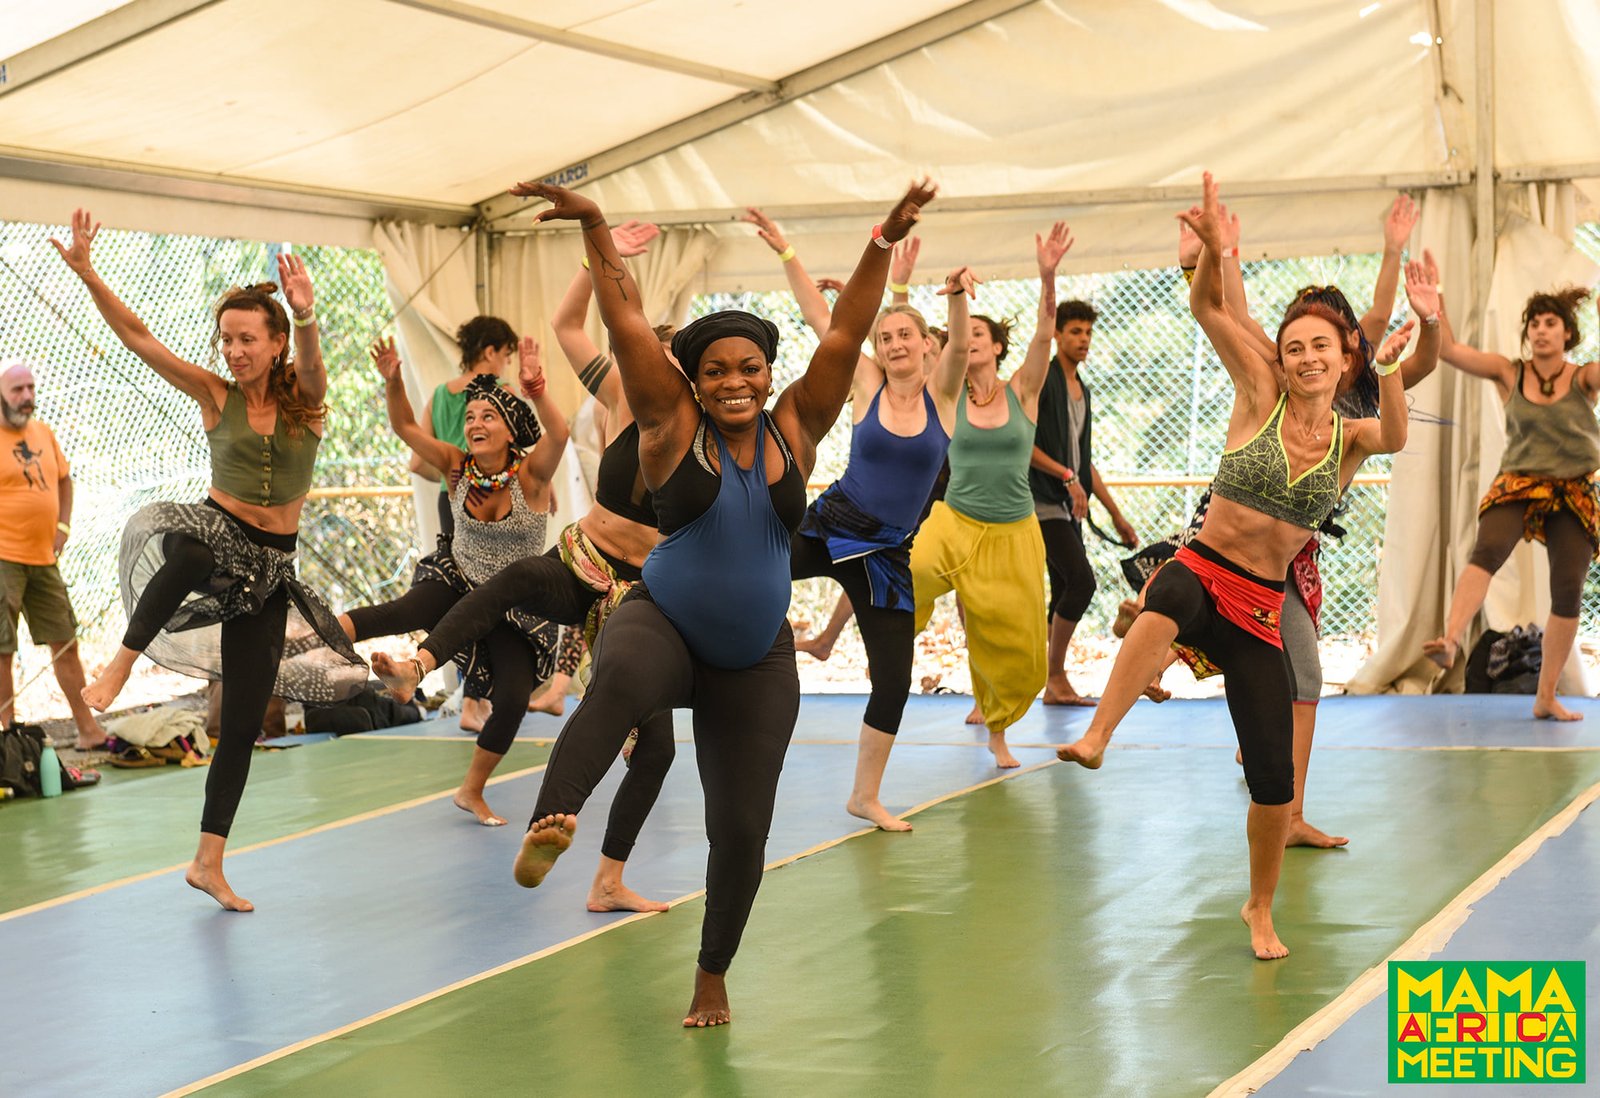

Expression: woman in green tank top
xmin=910 ymin=224 xmax=1072 ymax=769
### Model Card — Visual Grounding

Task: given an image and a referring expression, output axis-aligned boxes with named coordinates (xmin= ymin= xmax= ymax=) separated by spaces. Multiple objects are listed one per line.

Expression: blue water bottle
xmin=39 ymin=735 xmax=62 ymax=798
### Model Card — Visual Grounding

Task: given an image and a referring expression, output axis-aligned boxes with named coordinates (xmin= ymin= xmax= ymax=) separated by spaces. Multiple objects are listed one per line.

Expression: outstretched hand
xmin=611 ymin=219 xmax=659 ymax=258
xmin=511 ymin=181 xmax=604 ymax=227
xmin=369 ymin=336 xmax=402 ymax=384
xmin=1375 ymin=318 xmax=1416 ymax=366
xmin=937 ymin=266 xmax=980 ymax=298
xmin=1177 ymin=219 xmax=1202 ymax=268
xmin=1404 ymin=258 xmax=1440 ymax=321
xmin=880 ymin=178 xmax=938 ymax=245
xmin=1036 ymin=221 xmax=1074 ymax=274
xmin=277 ymin=252 xmax=315 ymax=315
xmin=1384 ymin=194 xmax=1420 ymax=252
xmin=891 ymin=237 xmax=922 ymax=285
xmin=518 ymin=335 xmax=546 ymax=398
xmin=48 ymin=208 xmax=100 ymax=276
xmin=742 ymin=207 xmax=789 ymax=255
xmin=1176 ymin=172 xmax=1224 ymax=252
xmin=815 ymin=277 xmax=846 ymax=295
xmin=1218 ymin=202 xmax=1241 ymax=251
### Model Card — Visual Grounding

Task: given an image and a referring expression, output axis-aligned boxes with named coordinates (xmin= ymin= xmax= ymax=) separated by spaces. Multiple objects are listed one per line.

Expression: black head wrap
xmin=463 ymin=374 xmax=541 ymax=450
xmin=671 ymin=310 xmax=780 ymax=379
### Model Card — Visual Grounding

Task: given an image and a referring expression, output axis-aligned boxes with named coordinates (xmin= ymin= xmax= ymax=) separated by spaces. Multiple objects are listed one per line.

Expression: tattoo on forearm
xmin=577 ymin=354 xmax=614 ymax=397
xmin=600 ymin=257 xmax=628 ymax=302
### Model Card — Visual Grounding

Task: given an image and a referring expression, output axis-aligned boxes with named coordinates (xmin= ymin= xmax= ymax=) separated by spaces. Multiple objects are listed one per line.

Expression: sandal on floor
xmin=108 ymin=745 xmax=167 ymax=769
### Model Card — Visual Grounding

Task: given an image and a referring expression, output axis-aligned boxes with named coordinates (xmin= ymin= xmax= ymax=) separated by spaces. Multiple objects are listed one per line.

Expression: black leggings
xmin=346 ymin=581 xmax=536 ymax=756
xmin=1141 ymin=544 xmax=1294 ymax=806
xmin=418 ymin=546 xmax=674 ymax=863
xmin=532 ymin=590 xmax=798 ymax=974
xmin=789 ymin=532 xmax=915 ymax=733
xmin=122 ymin=528 xmax=290 ymax=838
xmin=1467 ymin=502 xmax=1594 ymax=617
xmin=1039 ymin=517 xmax=1096 ymax=622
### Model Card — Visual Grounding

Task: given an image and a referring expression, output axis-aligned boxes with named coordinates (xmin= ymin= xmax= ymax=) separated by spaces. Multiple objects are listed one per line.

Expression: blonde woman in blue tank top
xmin=1422 ymin=284 xmax=1600 ymax=720
xmin=1060 ymin=174 xmax=1411 ymax=960
xmin=910 ymin=224 xmax=1074 ymax=768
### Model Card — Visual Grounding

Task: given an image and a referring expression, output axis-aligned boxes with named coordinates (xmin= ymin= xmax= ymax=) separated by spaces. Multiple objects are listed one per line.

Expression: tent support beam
xmin=0 ymin=0 xmax=222 ymax=98
xmin=381 ymin=0 xmax=778 ymax=92
xmin=476 ymin=0 xmax=1040 ymax=225
xmin=494 ymin=171 xmax=1471 ymax=234
xmin=1500 ymin=162 xmax=1600 ymax=184
xmin=1471 ymin=0 xmax=1495 ymax=320
xmin=0 ymin=147 xmax=473 ymax=227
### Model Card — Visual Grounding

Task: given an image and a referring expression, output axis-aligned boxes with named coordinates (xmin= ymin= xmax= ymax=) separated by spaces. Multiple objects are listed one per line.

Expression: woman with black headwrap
xmin=492 ymin=177 xmax=936 ymax=1028
xmin=338 ymin=335 xmax=567 ymax=826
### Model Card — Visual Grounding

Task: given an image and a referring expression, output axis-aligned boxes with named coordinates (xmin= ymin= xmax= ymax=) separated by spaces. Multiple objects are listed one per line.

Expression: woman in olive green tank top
xmin=1423 ymin=285 xmax=1600 ymax=721
xmin=1059 ymin=175 xmax=1412 ymax=961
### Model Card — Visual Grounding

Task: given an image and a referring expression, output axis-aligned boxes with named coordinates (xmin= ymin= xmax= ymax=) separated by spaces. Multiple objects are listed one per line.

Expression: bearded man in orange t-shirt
xmin=0 ymin=360 xmax=104 ymax=749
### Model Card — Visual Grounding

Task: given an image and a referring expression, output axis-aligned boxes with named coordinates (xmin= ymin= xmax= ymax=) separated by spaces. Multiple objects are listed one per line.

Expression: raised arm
xmin=1012 ymin=223 xmax=1072 ymax=404
xmin=1356 ymin=319 xmax=1415 ymax=458
xmin=512 ymin=183 xmax=686 ymax=434
xmin=889 ymin=237 xmax=921 ymax=306
xmin=1213 ymin=206 xmax=1276 ymax=362
xmin=930 ymin=266 xmax=976 ymax=404
xmin=50 ymin=209 xmax=224 ymax=416
xmin=1360 ymin=195 xmax=1419 ymax=345
xmin=276 ymin=252 xmax=326 ymax=408
xmin=1396 ymin=256 xmax=1443 ymax=389
xmin=371 ymin=337 xmax=458 ymax=473
xmin=1177 ymin=174 xmax=1281 ymax=408
xmin=1422 ymin=247 xmax=1516 ymax=392
xmin=743 ymin=207 xmax=834 ymax=338
xmin=778 ymin=180 xmax=938 ymax=452
xmin=515 ymin=336 xmax=571 ymax=483
xmin=551 ymin=220 xmax=659 ymax=417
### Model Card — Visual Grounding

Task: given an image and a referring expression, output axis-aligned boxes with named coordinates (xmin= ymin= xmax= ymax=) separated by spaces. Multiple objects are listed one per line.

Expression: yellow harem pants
xmin=911 ymin=500 xmax=1047 ymax=734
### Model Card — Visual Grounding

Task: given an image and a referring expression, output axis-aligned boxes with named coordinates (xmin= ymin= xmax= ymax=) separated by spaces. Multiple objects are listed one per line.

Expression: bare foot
xmin=795 ymin=634 xmax=834 ymax=661
xmin=1043 ymin=690 xmax=1097 ymax=707
xmin=988 ymin=731 xmax=1020 ymax=769
xmin=1241 ymin=903 xmax=1289 ymax=960
xmin=528 ymin=688 xmax=565 ymax=716
xmin=846 ymin=794 xmax=913 ymax=832
xmin=459 ymin=697 xmax=489 ymax=734
xmin=1422 ymin=636 xmax=1458 ymax=670
xmin=371 ymin=652 xmax=422 ymax=703
xmin=1286 ymin=819 xmax=1349 ymax=848
xmin=1142 ymin=681 xmax=1171 ymax=703
xmin=683 ymin=966 xmax=731 ymax=1028
xmin=453 ymin=790 xmax=506 ymax=826
xmin=587 ymin=877 xmax=670 ymax=913
xmin=185 ymin=862 xmax=254 ymax=912
xmin=1056 ymin=734 xmax=1106 ymax=769
xmin=1113 ymin=598 xmax=1140 ymax=639
xmin=513 ymin=814 xmax=576 ymax=888
xmin=73 ymin=724 xmax=108 ymax=751
xmin=1534 ymin=697 xmax=1583 ymax=721
xmin=965 ymin=703 xmax=985 ymax=725
xmin=81 ymin=659 xmax=134 ymax=713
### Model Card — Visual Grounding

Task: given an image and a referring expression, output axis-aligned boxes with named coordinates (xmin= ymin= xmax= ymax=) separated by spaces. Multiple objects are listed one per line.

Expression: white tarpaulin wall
xmin=4 ymin=0 xmax=1600 ymax=690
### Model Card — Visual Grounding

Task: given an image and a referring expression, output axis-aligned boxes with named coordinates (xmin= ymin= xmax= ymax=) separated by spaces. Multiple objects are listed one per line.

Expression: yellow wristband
xmin=777 ymin=245 xmax=797 ymax=263
xmin=56 ymin=522 xmax=71 ymax=535
xmin=1181 ymin=266 xmax=1196 ymax=285
xmin=888 ymin=281 xmax=910 ymax=294
xmin=1373 ymin=358 xmax=1402 ymax=377
xmin=580 ymin=255 xmax=590 ymax=270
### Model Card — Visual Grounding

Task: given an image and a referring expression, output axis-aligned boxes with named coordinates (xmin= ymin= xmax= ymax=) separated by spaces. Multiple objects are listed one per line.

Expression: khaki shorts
xmin=0 ymin=560 xmax=79 ymax=653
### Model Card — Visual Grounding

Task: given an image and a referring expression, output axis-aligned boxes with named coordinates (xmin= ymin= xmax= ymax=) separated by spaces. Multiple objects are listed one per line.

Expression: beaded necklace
xmin=462 ymin=451 xmax=519 ymax=492
xmin=966 ymin=377 xmax=1001 ymax=407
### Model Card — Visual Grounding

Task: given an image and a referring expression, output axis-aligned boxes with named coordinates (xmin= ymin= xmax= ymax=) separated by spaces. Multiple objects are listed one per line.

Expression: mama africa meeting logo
xmin=1390 ymin=961 xmax=1585 ymax=1083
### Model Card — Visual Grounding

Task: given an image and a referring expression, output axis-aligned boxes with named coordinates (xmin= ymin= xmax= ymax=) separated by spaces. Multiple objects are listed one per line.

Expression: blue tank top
xmin=834 ymin=385 xmax=950 ymax=529
xmin=642 ymin=414 xmax=797 ymax=669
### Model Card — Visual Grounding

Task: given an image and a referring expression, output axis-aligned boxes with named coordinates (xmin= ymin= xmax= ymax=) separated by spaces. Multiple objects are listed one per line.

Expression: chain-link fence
xmin=0 ymin=219 xmax=413 ymax=658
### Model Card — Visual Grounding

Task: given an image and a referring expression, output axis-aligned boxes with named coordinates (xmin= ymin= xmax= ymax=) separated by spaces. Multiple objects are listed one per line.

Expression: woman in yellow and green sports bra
xmin=1059 ymin=174 xmax=1411 ymax=961
xmin=53 ymin=209 xmax=365 ymax=914
xmin=910 ymin=223 xmax=1073 ymax=770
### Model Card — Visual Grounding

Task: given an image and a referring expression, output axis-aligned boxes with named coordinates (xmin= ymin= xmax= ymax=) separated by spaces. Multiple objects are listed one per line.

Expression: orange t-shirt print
xmin=0 ymin=419 xmax=69 ymax=565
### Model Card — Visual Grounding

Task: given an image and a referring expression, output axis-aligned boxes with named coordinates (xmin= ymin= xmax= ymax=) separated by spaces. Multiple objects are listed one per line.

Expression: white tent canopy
xmin=4 ymin=0 xmax=1600 ymax=690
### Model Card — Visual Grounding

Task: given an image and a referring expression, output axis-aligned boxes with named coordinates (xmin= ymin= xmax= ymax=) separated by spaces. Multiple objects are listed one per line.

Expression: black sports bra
xmin=652 ymin=413 xmax=807 ymax=537
xmin=594 ymin=421 xmax=656 ymax=527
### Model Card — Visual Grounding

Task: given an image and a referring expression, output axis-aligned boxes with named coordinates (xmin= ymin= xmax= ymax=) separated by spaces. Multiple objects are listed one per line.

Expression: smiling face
xmin=218 ymin=306 xmax=288 ymax=385
xmin=874 ymin=312 xmax=933 ymax=383
xmin=694 ymin=336 xmax=771 ymax=430
xmin=1525 ymin=311 xmax=1571 ymax=357
xmin=1277 ymin=315 xmax=1352 ymax=398
xmin=463 ymin=398 xmax=513 ymax=462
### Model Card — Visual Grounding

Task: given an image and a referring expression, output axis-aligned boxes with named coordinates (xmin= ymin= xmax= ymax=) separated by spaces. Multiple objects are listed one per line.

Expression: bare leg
xmin=796 ymin=593 xmax=853 ymax=661
xmin=459 ymin=695 xmax=490 ymax=733
xmin=1424 ymin=563 xmax=1493 ymax=669
xmin=186 ymin=832 xmax=253 ymax=912
xmin=987 ymin=728 xmax=1020 ymax=769
xmin=1043 ymin=615 xmax=1096 ymax=706
xmin=337 ymin=612 xmax=355 ymax=642
xmin=1241 ymin=802 xmax=1291 ymax=959
xmin=528 ymin=671 xmax=569 ymax=715
xmin=452 ymin=746 xmax=507 ymax=825
xmin=587 ymin=855 xmax=670 ymax=913
xmin=846 ymin=723 xmax=912 ymax=830
xmin=1285 ymin=704 xmax=1346 ymax=847
xmin=1534 ymin=613 xmax=1583 ymax=721
xmin=82 ymin=645 xmax=138 ymax=713
xmin=683 ymin=966 xmax=731 ymax=1028
xmin=49 ymin=641 xmax=106 ymax=749
xmin=513 ymin=813 xmax=577 ymax=887
xmin=1059 ymin=612 xmax=1179 ymax=768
